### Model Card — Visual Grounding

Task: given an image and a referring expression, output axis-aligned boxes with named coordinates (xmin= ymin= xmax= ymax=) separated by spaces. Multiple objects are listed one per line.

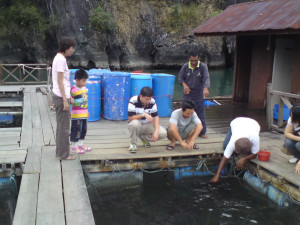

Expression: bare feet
xmin=200 ymin=135 xmax=208 ymax=139
xmin=57 ymin=154 xmax=76 ymax=160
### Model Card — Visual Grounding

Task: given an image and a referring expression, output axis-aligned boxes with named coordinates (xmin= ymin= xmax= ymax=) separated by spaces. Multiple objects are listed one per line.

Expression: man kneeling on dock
xmin=128 ymin=87 xmax=167 ymax=153
xmin=166 ymin=100 xmax=203 ymax=150
xmin=210 ymin=117 xmax=260 ymax=183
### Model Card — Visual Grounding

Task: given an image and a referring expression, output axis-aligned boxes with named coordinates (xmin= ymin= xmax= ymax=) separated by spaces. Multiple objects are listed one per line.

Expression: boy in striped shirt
xmin=70 ymin=69 xmax=92 ymax=154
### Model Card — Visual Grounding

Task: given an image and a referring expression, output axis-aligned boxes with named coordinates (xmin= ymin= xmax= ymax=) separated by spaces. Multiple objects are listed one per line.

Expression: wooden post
xmin=266 ymin=83 xmax=272 ymax=129
xmin=0 ymin=65 xmax=2 ymax=85
xmin=278 ymin=97 xmax=284 ymax=127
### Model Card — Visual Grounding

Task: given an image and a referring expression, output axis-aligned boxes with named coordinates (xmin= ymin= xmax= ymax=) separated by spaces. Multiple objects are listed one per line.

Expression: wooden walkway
xmin=0 ymin=86 xmax=95 ymax=225
xmin=0 ymin=85 xmax=299 ymax=225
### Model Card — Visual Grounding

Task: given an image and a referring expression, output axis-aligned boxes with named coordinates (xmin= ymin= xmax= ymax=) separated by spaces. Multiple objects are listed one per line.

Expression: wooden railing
xmin=0 ymin=64 xmax=50 ymax=85
xmin=267 ymin=83 xmax=300 ymax=130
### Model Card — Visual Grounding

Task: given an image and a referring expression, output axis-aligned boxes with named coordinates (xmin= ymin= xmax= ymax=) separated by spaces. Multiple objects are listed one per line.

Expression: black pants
xmin=70 ymin=119 xmax=87 ymax=142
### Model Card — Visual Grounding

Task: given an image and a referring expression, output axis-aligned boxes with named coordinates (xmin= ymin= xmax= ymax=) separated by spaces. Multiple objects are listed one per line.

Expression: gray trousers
xmin=284 ymin=138 xmax=300 ymax=158
xmin=52 ymin=93 xmax=70 ymax=158
xmin=167 ymin=123 xmax=196 ymax=141
xmin=128 ymin=120 xmax=167 ymax=145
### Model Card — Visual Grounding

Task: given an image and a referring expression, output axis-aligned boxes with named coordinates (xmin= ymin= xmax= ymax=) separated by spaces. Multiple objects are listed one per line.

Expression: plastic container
xmin=151 ymin=73 xmax=175 ymax=117
xmin=273 ymin=104 xmax=290 ymax=121
xmin=102 ymin=72 xmax=131 ymax=120
xmin=0 ymin=115 xmax=14 ymax=124
xmin=69 ymin=69 xmax=79 ymax=87
xmin=243 ymin=171 xmax=269 ymax=195
xmin=258 ymin=149 xmax=271 ymax=161
xmin=130 ymin=74 xmax=152 ymax=97
xmin=89 ymin=68 xmax=111 ymax=75
xmin=268 ymin=185 xmax=289 ymax=207
xmin=86 ymin=75 xmax=101 ymax=121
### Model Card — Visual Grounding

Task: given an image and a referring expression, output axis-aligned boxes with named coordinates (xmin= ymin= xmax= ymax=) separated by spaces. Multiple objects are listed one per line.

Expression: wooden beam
xmin=36 ymin=146 xmax=65 ymax=225
xmin=62 ymin=157 xmax=95 ymax=225
xmin=20 ymin=91 xmax=32 ymax=148
xmin=0 ymin=102 xmax=22 ymax=107
xmin=269 ymin=90 xmax=300 ymax=99
xmin=280 ymin=96 xmax=293 ymax=109
xmin=23 ymin=146 xmax=42 ymax=174
xmin=13 ymin=174 xmax=39 ymax=225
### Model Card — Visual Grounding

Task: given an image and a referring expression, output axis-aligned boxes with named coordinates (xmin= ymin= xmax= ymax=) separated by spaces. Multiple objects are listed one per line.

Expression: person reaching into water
xmin=284 ymin=104 xmax=300 ymax=174
xmin=166 ymin=100 xmax=203 ymax=150
xmin=210 ymin=117 xmax=260 ymax=183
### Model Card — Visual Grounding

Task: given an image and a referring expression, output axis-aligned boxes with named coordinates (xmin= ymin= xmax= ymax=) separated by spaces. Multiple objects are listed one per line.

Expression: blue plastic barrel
xmin=273 ymin=104 xmax=290 ymax=121
xmin=130 ymin=74 xmax=152 ymax=97
xmin=102 ymin=72 xmax=131 ymax=120
xmin=89 ymin=68 xmax=111 ymax=75
xmin=243 ymin=171 xmax=269 ymax=195
xmin=151 ymin=74 xmax=175 ymax=117
xmin=267 ymin=185 xmax=289 ymax=207
xmin=0 ymin=115 xmax=14 ymax=124
xmin=86 ymin=75 xmax=101 ymax=121
xmin=69 ymin=69 xmax=79 ymax=87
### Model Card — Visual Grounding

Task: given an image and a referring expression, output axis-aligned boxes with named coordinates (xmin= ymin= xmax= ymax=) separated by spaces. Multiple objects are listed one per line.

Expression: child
xmin=284 ymin=104 xmax=300 ymax=174
xmin=70 ymin=69 xmax=92 ymax=154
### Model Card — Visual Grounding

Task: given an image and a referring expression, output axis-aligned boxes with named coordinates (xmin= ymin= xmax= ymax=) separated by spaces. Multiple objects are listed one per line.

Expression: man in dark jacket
xmin=178 ymin=50 xmax=210 ymax=138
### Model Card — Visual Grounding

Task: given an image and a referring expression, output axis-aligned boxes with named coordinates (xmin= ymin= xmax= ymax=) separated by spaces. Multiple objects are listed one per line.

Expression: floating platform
xmin=0 ymin=85 xmax=299 ymax=225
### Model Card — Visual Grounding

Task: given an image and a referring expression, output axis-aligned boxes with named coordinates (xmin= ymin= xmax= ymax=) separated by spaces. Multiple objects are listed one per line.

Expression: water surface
xmin=88 ymin=176 xmax=299 ymax=225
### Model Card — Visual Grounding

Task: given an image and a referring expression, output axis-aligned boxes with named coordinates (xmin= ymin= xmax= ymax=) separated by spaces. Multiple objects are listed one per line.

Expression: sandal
xmin=193 ymin=144 xmax=199 ymax=150
xmin=57 ymin=154 xmax=76 ymax=160
xmin=166 ymin=145 xmax=175 ymax=151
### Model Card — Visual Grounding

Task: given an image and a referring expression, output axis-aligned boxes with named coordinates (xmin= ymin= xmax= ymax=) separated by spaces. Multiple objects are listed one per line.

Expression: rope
xmin=288 ymin=192 xmax=300 ymax=205
xmin=86 ymin=94 xmax=173 ymax=100
xmin=18 ymin=64 xmax=51 ymax=70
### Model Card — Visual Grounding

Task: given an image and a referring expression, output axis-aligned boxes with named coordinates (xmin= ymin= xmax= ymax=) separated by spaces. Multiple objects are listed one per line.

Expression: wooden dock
xmin=0 ymin=85 xmax=299 ymax=225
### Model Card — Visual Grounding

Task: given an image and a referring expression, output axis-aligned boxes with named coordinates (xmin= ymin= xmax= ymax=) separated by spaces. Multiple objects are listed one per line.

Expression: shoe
xmin=166 ymin=145 xmax=175 ymax=151
xmin=129 ymin=144 xmax=137 ymax=153
xmin=193 ymin=144 xmax=199 ymax=150
xmin=79 ymin=145 xmax=92 ymax=152
xmin=142 ymin=140 xmax=151 ymax=148
xmin=288 ymin=157 xmax=298 ymax=164
xmin=140 ymin=136 xmax=151 ymax=148
xmin=71 ymin=146 xmax=85 ymax=154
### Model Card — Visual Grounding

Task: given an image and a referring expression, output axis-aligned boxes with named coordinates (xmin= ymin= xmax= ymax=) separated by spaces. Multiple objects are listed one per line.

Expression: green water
xmin=142 ymin=68 xmax=234 ymax=101
xmin=88 ymin=176 xmax=299 ymax=225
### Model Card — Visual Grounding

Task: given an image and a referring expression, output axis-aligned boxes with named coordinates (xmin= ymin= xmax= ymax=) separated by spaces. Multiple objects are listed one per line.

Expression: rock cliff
xmin=0 ymin=0 xmax=244 ymax=69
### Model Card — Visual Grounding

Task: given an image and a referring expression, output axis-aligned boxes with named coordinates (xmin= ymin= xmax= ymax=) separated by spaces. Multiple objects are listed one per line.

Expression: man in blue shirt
xmin=178 ymin=50 xmax=210 ymax=138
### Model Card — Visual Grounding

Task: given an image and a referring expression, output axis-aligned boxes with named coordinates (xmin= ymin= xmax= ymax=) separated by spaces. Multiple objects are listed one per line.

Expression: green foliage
xmin=0 ymin=0 xmax=52 ymax=44
xmin=89 ymin=6 xmax=114 ymax=33
xmin=211 ymin=9 xmax=223 ymax=18
xmin=163 ymin=2 xmax=222 ymax=35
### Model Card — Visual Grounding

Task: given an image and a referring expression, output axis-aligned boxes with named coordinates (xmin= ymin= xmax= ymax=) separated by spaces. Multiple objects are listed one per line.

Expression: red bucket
xmin=258 ymin=149 xmax=271 ymax=161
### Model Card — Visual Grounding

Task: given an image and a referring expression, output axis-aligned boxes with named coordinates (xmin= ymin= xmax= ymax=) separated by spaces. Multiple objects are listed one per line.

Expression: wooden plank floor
xmin=2 ymin=85 xmax=299 ymax=225
xmin=8 ymin=86 xmax=95 ymax=225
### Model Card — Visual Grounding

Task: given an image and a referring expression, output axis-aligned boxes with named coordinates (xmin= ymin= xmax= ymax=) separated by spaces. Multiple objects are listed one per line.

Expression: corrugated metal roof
xmin=192 ymin=0 xmax=300 ymax=36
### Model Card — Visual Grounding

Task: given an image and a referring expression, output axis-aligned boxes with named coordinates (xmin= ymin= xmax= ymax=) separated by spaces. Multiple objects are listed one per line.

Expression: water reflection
xmin=141 ymin=68 xmax=234 ymax=101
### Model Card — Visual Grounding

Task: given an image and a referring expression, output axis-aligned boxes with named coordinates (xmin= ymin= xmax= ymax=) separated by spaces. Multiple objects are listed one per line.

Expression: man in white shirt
xmin=210 ymin=117 xmax=260 ymax=183
xmin=167 ymin=100 xmax=203 ymax=150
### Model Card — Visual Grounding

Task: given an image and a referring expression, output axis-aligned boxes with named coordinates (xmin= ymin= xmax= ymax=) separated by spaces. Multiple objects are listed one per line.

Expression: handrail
xmin=0 ymin=64 xmax=49 ymax=85
xmin=267 ymin=83 xmax=300 ymax=130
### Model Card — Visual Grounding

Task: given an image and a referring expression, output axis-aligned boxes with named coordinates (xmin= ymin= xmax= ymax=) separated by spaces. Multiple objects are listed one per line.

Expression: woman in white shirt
xmin=52 ymin=37 xmax=76 ymax=160
xmin=284 ymin=104 xmax=300 ymax=174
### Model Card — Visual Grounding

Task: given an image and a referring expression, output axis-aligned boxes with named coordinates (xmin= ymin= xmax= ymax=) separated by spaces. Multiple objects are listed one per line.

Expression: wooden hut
xmin=192 ymin=0 xmax=300 ymax=128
